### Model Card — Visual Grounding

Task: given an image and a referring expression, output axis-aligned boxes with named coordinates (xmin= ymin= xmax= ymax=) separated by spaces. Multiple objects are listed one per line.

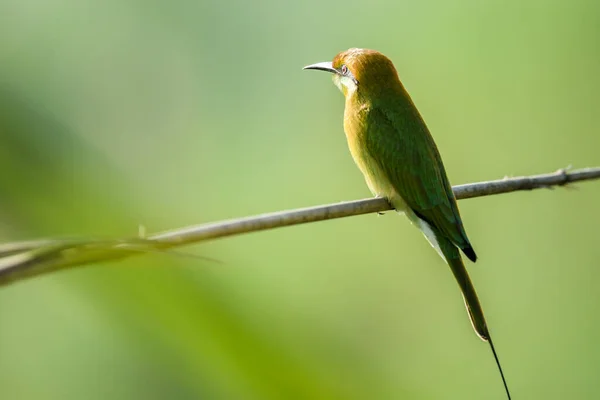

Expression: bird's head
xmin=304 ymin=48 xmax=401 ymax=98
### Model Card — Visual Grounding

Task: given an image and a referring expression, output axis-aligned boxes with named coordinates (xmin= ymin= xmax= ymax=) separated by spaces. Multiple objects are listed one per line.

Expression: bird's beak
xmin=303 ymin=61 xmax=337 ymax=74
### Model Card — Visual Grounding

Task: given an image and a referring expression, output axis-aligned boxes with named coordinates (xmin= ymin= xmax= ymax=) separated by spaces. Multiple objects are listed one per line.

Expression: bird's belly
xmin=350 ymin=145 xmax=408 ymax=212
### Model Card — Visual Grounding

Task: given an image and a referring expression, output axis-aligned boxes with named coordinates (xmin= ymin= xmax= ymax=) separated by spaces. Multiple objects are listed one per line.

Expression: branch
xmin=151 ymin=167 xmax=599 ymax=245
xmin=0 ymin=166 xmax=599 ymax=286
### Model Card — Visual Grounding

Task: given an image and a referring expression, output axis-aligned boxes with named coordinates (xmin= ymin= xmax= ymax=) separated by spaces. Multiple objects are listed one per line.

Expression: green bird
xmin=304 ymin=48 xmax=510 ymax=399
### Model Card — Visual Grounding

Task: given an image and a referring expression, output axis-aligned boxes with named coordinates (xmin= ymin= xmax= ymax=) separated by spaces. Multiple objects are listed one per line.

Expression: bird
xmin=304 ymin=48 xmax=511 ymax=399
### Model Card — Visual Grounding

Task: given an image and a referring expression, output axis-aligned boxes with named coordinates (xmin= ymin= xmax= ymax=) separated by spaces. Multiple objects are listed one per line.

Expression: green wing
xmin=363 ymin=104 xmax=476 ymax=260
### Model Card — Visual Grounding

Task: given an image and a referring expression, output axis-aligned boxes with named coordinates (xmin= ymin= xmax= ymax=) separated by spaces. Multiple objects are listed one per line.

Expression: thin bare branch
xmin=0 ymin=166 xmax=599 ymax=286
xmin=150 ymin=167 xmax=599 ymax=245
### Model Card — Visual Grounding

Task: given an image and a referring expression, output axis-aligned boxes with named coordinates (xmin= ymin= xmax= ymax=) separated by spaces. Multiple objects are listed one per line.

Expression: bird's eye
xmin=341 ymin=65 xmax=348 ymax=75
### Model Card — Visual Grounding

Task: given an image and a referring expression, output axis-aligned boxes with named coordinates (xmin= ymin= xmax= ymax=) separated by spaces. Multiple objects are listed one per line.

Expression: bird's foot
xmin=373 ymin=194 xmax=391 ymax=215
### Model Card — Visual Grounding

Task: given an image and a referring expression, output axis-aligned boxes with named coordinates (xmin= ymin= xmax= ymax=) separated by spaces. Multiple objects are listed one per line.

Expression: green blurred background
xmin=0 ymin=0 xmax=599 ymax=399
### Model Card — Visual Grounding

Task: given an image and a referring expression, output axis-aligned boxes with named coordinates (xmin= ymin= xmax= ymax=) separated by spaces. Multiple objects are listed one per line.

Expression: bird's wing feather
xmin=363 ymin=104 xmax=475 ymax=258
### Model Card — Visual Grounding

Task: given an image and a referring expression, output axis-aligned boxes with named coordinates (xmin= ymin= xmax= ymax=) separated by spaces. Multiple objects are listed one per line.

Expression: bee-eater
xmin=304 ymin=48 xmax=510 ymax=399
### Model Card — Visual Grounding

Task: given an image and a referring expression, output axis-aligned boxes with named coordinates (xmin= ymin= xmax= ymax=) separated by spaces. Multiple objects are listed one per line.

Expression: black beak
xmin=303 ymin=61 xmax=337 ymax=74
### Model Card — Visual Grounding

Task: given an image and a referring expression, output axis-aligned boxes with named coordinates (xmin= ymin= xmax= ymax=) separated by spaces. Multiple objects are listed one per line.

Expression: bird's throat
xmin=333 ymin=74 xmax=357 ymax=96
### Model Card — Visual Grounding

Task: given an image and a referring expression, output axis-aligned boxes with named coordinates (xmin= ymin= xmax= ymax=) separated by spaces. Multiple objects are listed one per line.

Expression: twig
xmin=0 ymin=166 xmax=598 ymax=286
xmin=149 ymin=167 xmax=599 ymax=245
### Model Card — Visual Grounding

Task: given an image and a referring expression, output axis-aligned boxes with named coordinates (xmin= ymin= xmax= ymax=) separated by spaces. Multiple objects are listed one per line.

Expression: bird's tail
xmin=435 ymin=229 xmax=489 ymax=340
xmin=431 ymin=225 xmax=512 ymax=400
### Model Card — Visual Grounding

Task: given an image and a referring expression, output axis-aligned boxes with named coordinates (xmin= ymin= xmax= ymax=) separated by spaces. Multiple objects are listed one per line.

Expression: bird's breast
xmin=342 ymin=103 xmax=407 ymax=211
